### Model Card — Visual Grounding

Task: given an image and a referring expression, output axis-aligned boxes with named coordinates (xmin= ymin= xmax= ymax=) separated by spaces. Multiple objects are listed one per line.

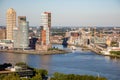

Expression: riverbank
xmin=89 ymin=48 xmax=120 ymax=58
xmin=82 ymin=46 xmax=120 ymax=58
xmin=0 ymin=49 xmax=69 ymax=55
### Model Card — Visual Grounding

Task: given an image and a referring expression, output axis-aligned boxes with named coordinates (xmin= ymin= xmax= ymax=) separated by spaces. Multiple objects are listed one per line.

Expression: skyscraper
xmin=13 ymin=16 xmax=29 ymax=49
xmin=36 ymin=12 xmax=51 ymax=51
xmin=6 ymin=8 xmax=16 ymax=40
xmin=18 ymin=16 xmax=26 ymax=26
xmin=19 ymin=21 xmax=29 ymax=49
xmin=41 ymin=12 xmax=51 ymax=45
xmin=41 ymin=12 xmax=51 ymax=28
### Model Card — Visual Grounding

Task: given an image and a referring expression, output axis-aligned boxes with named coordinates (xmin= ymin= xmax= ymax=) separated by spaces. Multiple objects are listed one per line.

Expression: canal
xmin=0 ymin=44 xmax=120 ymax=80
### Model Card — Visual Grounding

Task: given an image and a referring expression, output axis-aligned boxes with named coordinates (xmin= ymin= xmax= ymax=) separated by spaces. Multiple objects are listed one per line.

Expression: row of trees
xmin=110 ymin=51 xmax=120 ymax=55
xmin=51 ymin=72 xmax=107 ymax=80
xmin=0 ymin=71 xmax=108 ymax=80
xmin=110 ymin=41 xmax=119 ymax=47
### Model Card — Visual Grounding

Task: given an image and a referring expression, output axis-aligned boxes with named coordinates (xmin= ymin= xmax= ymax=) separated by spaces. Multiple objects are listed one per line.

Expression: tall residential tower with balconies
xmin=41 ymin=12 xmax=51 ymax=45
xmin=36 ymin=12 xmax=51 ymax=51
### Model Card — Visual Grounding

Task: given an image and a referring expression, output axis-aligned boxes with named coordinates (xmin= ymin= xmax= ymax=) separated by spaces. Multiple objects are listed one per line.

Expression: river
xmin=0 ymin=44 xmax=120 ymax=80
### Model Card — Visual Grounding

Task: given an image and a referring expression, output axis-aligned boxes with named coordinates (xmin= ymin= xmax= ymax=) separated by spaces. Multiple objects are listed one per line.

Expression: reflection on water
xmin=0 ymin=53 xmax=28 ymax=65
xmin=0 ymin=44 xmax=120 ymax=80
xmin=40 ymin=55 xmax=51 ymax=71
xmin=105 ymin=56 xmax=120 ymax=63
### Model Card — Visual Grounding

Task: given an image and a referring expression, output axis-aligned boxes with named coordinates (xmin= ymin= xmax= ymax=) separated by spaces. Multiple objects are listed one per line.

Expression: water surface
xmin=0 ymin=45 xmax=120 ymax=80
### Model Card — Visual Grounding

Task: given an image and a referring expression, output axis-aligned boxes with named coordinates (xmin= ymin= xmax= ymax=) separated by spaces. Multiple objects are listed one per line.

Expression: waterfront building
xmin=13 ymin=27 xmax=19 ymax=48
xmin=40 ymin=26 xmax=46 ymax=45
xmin=13 ymin=16 xmax=29 ymax=49
xmin=0 ymin=28 xmax=6 ymax=39
xmin=36 ymin=12 xmax=51 ymax=51
xmin=68 ymin=31 xmax=80 ymax=45
xmin=6 ymin=8 xmax=16 ymax=40
xmin=29 ymin=37 xmax=38 ymax=49
xmin=41 ymin=12 xmax=51 ymax=45
xmin=0 ymin=39 xmax=13 ymax=49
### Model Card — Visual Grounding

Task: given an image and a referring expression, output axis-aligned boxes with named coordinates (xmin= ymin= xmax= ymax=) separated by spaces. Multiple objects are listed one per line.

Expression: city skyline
xmin=0 ymin=0 xmax=120 ymax=26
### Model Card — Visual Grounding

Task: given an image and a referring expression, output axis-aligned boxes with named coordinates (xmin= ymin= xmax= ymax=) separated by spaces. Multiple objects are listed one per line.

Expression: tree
xmin=21 ymin=78 xmax=29 ymax=80
xmin=0 ymin=74 xmax=6 ymax=80
xmin=3 ymin=73 xmax=20 ymax=80
xmin=30 ymin=73 xmax=42 ymax=80
xmin=50 ymin=72 xmax=107 ymax=80
xmin=15 ymin=62 xmax=28 ymax=69
xmin=111 ymin=41 xmax=118 ymax=47
xmin=34 ymin=69 xmax=48 ymax=76
xmin=33 ymin=69 xmax=48 ymax=80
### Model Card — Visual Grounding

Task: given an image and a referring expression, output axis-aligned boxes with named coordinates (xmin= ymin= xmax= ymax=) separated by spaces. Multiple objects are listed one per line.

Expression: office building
xmin=6 ymin=8 xmax=16 ymax=40
xmin=18 ymin=16 xmax=26 ymax=26
xmin=41 ymin=12 xmax=51 ymax=45
xmin=13 ymin=16 xmax=29 ymax=49
xmin=41 ymin=12 xmax=51 ymax=29
xmin=36 ymin=12 xmax=51 ymax=51
xmin=0 ymin=39 xmax=13 ymax=49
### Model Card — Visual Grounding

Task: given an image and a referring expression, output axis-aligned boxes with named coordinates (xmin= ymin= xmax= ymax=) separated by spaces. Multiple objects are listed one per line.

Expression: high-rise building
xmin=13 ymin=27 xmax=19 ymax=48
xmin=36 ymin=12 xmax=51 ymax=51
xmin=19 ymin=21 xmax=29 ymax=49
xmin=40 ymin=26 xmax=46 ymax=45
xmin=13 ymin=16 xmax=29 ymax=49
xmin=41 ymin=12 xmax=51 ymax=29
xmin=41 ymin=12 xmax=51 ymax=45
xmin=6 ymin=8 xmax=16 ymax=40
xmin=18 ymin=16 xmax=26 ymax=26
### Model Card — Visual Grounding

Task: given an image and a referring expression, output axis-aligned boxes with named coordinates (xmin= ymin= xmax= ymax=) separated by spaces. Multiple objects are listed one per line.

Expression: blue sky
xmin=0 ymin=0 xmax=120 ymax=26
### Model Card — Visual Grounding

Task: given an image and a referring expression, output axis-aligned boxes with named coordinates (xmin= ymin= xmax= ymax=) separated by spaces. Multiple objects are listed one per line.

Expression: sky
xmin=0 ymin=0 xmax=120 ymax=27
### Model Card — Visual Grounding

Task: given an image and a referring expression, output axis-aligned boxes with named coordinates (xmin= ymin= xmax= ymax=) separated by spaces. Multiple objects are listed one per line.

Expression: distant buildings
xmin=0 ymin=39 xmax=13 ymax=49
xmin=36 ymin=12 xmax=51 ymax=51
xmin=6 ymin=8 xmax=16 ymax=40
xmin=13 ymin=16 xmax=29 ymax=49
xmin=67 ymin=31 xmax=81 ymax=45
xmin=66 ymin=28 xmax=91 ymax=46
xmin=51 ymin=35 xmax=63 ymax=44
